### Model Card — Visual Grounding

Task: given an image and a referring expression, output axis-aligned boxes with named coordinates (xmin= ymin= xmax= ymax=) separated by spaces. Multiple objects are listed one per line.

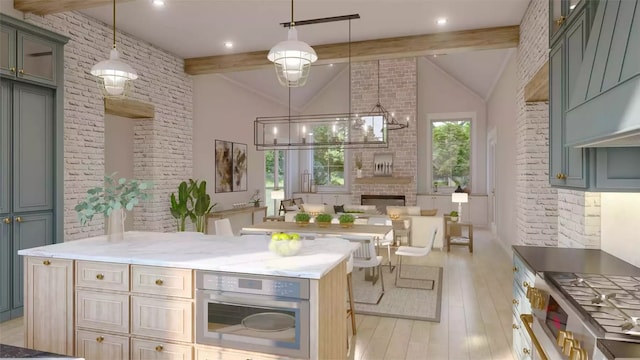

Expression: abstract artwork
xmin=215 ymin=140 xmax=233 ymax=193
xmin=232 ymin=142 xmax=247 ymax=192
xmin=373 ymin=152 xmax=393 ymax=177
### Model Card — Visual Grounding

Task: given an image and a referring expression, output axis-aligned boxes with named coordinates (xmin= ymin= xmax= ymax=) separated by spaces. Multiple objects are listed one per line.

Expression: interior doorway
xmin=487 ymin=129 xmax=497 ymax=235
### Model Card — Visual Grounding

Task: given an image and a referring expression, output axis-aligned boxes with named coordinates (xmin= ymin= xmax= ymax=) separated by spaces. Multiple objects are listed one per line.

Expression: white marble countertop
xmin=18 ymin=231 xmax=354 ymax=279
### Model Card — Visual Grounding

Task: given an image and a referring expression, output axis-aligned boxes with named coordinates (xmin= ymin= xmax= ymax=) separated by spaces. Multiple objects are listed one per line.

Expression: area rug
xmin=351 ymin=265 xmax=443 ymax=322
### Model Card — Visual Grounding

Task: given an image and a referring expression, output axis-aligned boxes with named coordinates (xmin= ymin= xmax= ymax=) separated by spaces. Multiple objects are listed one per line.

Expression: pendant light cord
xmin=290 ymin=0 xmax=295 ymax=27
xmin=112 ymin=0 xmax=116 ymax=48
xmin=377 ymin=60 xmax=380 ymax=105
xmin=348 ymin=19 xmax=351 ymax=117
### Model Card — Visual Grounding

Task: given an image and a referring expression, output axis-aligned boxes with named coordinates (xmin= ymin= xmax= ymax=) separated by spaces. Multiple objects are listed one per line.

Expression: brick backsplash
xmin=24 ymin=11 xmax=193 ymax=240
xmin=349 ymin=59 xmax=418 ymax=206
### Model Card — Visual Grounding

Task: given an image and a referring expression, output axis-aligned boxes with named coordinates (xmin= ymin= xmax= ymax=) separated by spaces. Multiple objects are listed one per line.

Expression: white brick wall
xmin=349 ymin=59 xmax=418 ymax=206
xmin=24 ymin=11 xmax=193 ymax=240
xmin=558 ymin=190 xmax=601 ymax=248
xmin=516 ymin=0 xmax=559 ymax=246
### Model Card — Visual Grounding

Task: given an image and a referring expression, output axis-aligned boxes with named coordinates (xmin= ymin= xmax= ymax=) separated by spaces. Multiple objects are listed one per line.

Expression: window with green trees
xmin=265 ymin=150 xmax=285 ymax=215
xmin=431 ymin=120 xmax=471 ymax=190
xmin=311 ymin=124 xmax=346 ymax=187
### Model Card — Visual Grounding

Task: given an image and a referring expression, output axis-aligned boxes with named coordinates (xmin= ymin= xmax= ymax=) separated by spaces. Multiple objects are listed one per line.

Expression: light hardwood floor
xmin=0 ymin=228 xmax=514 ymax=360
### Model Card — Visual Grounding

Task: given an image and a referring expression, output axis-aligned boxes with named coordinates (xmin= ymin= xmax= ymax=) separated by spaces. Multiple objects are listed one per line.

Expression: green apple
xmin=271 ymin=232 xmax=281 ymax=241
xmin=289 ymin=233 xmax=300 ymax=240
xmin=278 ymin=233 xmax=290 ymax=241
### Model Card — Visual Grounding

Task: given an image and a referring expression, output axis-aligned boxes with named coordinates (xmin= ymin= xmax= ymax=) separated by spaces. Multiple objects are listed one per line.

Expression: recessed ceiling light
xmin=151 ymin=0 xmax=165 ymax=7
xmin=224 ymin=41 xmax=233 ymax=49
xmin=436 ymin=18 xmax=448 ymax=25
xmin=569 ymin=4 xmax=576 ymax=9
xmin=329 ymin=63 xmax=334 ymax=67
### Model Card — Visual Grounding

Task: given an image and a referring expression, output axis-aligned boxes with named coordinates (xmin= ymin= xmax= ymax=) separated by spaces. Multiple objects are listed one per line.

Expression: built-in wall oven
xmin=195 ymin=271 xmax=310 ymax=359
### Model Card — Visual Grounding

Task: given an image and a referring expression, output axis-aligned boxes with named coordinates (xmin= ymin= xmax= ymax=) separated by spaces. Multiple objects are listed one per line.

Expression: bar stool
xmin=346 ymin=254 xmax=356 ymax=335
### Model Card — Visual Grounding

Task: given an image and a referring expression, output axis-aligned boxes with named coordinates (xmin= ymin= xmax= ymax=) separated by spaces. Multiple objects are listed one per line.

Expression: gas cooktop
xmin=547 ymin=273 xmax=640 ymax=340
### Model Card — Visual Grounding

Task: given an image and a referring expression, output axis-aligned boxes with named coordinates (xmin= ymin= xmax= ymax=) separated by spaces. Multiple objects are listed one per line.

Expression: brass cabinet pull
xmin=43 ymin=260 xmax=51 ymax=265
xmin=523 ymin=348 xmax=531 ymax=355
xmin=556 ymin=16 xmax=566 ymax=26
xmin=96 ymin=336 xmax=104 ymax=343
xmin=513 ymin=266 xmax=518 ymax=273
xmin=520 ymin=314 xmax=549 ymax=360
xmin=512 ymin=299 xmax=519 ymax=305
xmin=155 ymin=279 xmax=164 ymax=286
xmin=556 ymin=173 xmax=567 ymax=180
xmin=2 ymin=217 xmax=11 ymax=224
xmin=15 ymin=216 xmax=23 ymax=223
xmin=523 ymin=281 xmax=530 ymax=288
xmin=512 ymin=324 xmax=519 ymax=330
xmin=96 ymin=274 xmax=104 ymax=280
xmin=155 ymin=345 xmax=163 ymax=352
xmin=18 ymin=69 xmax=24 ymax=75
xmin=9 ymin=67 xmax=16 ymax=73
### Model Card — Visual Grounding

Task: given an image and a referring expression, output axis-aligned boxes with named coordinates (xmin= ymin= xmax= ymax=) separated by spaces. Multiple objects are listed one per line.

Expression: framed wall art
xmin=215 ymin=140 xmax=248 ymax=193
xmin=373 ymin=152 xmax=393 ymax=177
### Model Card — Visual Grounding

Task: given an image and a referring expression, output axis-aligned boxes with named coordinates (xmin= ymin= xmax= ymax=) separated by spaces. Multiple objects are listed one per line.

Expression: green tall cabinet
xmin=0 ymin=14 xmax=67 ymax=323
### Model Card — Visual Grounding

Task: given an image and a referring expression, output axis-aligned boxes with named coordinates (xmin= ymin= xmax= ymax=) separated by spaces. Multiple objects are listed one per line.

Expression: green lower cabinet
xmin=0 ymin=214 xmax=10 ymax=322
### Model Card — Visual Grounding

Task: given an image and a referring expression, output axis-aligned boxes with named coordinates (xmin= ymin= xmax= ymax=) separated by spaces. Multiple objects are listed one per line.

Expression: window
xmin=265 ymin=150 xmax=285 ymax=215
xmin=431 ymin=119 xmax=471 ymax=191
xmin=310 ymin=124 xmax=347 ymax=188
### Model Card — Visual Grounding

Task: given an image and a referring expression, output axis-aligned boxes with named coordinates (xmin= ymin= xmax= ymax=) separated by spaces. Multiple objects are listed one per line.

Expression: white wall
xmin=417 ymin=57 xmax=488 ymax=195
xmin=192 ymin=74 xmax=290 ymax=210
xmin=487 ymin=52 xmax=518 ymax=252
xmin=600 ymin=193 xmax=640 ymax=267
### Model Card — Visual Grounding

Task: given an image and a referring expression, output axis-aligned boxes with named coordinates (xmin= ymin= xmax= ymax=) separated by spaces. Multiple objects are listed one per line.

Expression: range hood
xmin=565 ymin=0 xmax=640 ymax=148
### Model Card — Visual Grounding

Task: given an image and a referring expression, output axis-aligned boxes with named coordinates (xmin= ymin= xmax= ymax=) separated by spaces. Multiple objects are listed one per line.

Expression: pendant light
xmin=267 ymin=0 xmax=318 ymax=87
xmin=91 ymin=0 xmax=138 ymax=97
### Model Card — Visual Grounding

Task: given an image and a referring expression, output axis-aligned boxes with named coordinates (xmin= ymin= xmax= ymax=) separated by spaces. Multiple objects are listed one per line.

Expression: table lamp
xmin=271 ymin=189 xmax=285 ymax=216
xmin=451 ymin=189 xmax=468 ymax=222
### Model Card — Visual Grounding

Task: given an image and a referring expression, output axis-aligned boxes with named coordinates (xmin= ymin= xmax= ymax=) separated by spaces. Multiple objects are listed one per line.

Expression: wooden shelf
xmin=104 ymin=97 xmax=155 ymax=119
xmin=354 ymin=176 xmax=413 ymax=185
xmin=524 ymin=61 xmax=549 ymax=102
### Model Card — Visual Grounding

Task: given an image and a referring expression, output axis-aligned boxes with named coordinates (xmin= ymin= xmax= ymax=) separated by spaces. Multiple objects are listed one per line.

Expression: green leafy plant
xmin=189 ymin=179 xmax=216 ymax=233
xmin=75 ymin=173 xmax=153 ymax=226
xmin=295 ymin=212 xmax=311 ymax=222
xmin=450 ymin=210 xmax=459 ymax=217
xmin=170 ymin=181 xmax=195 ymax=231
xmin=338 ymin=214 xmax=355 ymax=224
xmin=315 ymin=213 xmax=333 ymax=223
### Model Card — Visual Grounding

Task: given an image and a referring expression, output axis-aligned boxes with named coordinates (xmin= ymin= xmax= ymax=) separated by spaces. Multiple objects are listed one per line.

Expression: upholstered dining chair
xmin=394 ymin=226 xmax=437 ymax=290
xmin=340 ymin=235 xmax=385 ymax=305
xmin=214 ymin=218 xmax=233 ymax=236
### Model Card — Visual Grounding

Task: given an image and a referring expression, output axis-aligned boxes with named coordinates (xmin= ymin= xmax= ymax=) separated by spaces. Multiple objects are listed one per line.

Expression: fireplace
xmin=361 ymin=195 xmax=406 ymax=214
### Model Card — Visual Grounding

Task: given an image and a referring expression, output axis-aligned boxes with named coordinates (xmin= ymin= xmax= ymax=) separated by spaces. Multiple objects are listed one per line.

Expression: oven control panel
xmin=196 ymin=271 xmax=310 ymax=300
xmin=557 ymin=330 xmax=589 ymax=359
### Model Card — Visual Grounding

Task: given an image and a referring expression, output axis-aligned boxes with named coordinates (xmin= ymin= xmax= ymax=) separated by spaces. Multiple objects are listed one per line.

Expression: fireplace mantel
xmin=354 ymin=176 xmax=412 ymax=184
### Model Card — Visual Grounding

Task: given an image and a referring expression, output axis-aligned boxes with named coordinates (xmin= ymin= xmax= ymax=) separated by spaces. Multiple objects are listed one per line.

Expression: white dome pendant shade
xmin=91 ymin=47 xmax=138 ymax=97
xmin=267 ymin=27 xmax=318 ymax=87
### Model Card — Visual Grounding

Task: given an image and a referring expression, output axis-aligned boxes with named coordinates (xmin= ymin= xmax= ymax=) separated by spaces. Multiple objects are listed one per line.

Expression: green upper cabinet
xmin=0 ymin=80 xmax=10 ymax=214
xmin=550 ymin=0 xmax=585 ymax=43
xmin=0 ymin=16 xmax=65 ymax=87
xmin=549 ymin=1 xmax=591 ymax=188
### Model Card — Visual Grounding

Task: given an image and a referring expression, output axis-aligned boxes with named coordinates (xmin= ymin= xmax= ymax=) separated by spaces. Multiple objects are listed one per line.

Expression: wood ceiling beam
xmin=14 ymin=0 xmax=134 ymax=16
xmin=524 ymin=61 xmax=549 ymax=102
xmin=185 ymin=25 xmax=519 ymax=75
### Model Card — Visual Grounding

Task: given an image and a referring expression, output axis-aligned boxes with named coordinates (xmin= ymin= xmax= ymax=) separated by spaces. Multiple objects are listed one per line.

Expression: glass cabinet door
xmin=550 ymin=0 xmax=566 ymax=38
xmin=17 ymin=32 xmax=56 ymax=85
xmin=0 ymin=25 xmax=16 ymax=77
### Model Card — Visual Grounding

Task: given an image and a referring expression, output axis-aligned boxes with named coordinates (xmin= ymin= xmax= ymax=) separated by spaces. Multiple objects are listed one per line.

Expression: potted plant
xmin=248 ymin=189 xmax=261 ymax=207
xmin=75 ymin=173 xmax=153 ymax=241
xmin=315 ymin=213 xmax=333 ymax=227
xmin=339 ymin=214 xmax=356 ymax=228
xmin=189 ymin=179 xmax=216 ymax=233
xmin=170 ymin=180 xmax=195 ymax=232
xmin=449 ymin=210 xmax=459 ymax=222
xmin=295 ymin=212 xmax=311 ymax=226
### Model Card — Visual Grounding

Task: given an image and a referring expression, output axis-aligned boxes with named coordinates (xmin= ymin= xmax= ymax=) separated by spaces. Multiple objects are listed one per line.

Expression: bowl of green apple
xmin=268 ymin=232 xmax=303 ymax=256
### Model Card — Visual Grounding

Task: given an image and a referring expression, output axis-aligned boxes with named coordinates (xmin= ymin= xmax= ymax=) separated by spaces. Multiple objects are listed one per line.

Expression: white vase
xmin=107 ymin=208 xmax=126 ymax=242
xmin=356 ymin=169 xmax=363 ymax=178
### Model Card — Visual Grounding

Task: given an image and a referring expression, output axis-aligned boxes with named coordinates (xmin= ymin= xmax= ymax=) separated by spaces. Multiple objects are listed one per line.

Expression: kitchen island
xmin=18 ymin=231 xmax=352 ymax=360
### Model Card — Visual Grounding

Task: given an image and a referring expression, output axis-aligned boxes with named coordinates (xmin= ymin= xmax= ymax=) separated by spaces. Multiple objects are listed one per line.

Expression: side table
xmin=445 ymin=219 xmax=473 ymax=253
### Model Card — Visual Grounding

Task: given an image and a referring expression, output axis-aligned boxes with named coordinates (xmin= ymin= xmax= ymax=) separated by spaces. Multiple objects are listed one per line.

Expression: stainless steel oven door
xmin=196 ymin=289 xmax=310 ymax=359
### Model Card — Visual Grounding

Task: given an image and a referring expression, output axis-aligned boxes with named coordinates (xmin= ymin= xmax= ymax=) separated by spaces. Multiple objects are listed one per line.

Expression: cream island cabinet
xmin=18 ymin=232 xmax=352 ymax=360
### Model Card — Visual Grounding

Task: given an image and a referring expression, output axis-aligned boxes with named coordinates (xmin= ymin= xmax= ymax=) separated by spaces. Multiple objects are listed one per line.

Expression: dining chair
xmin=214 ymin=218 xmax=234 ymax=236
xmin=394 ymin=226 xmax=437 ymax=290
xmin=367 ymin=217 xmax=394 ymax=272
xmin=340 ymin=235 xmax=385 ymax=305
